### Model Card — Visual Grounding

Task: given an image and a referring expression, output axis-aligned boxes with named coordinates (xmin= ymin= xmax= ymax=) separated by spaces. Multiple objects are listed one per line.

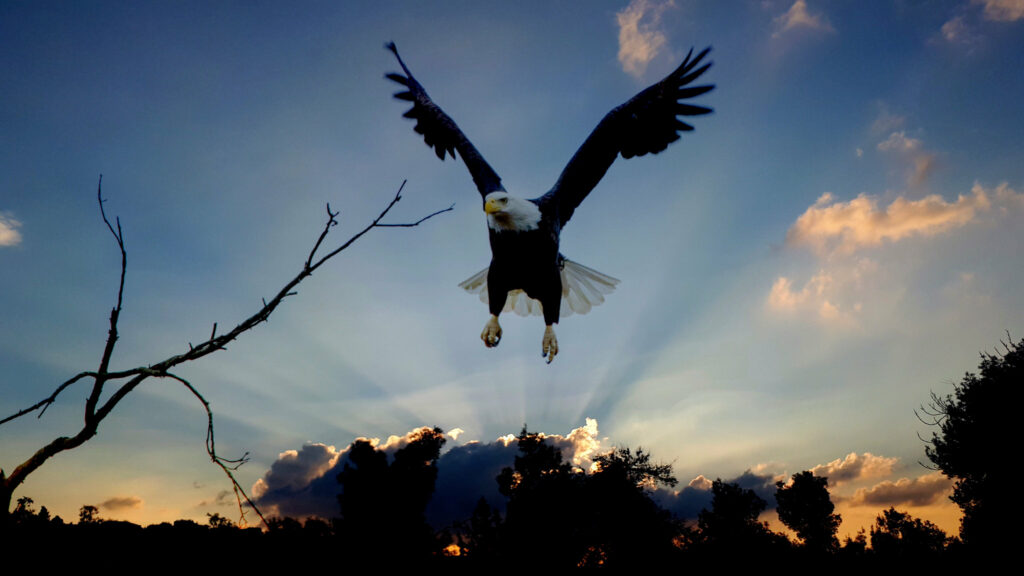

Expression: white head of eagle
xmin=386 ymin=41 xmax=713 ymax=363
xmin=484 ymin=191 xmax=541 ymax=232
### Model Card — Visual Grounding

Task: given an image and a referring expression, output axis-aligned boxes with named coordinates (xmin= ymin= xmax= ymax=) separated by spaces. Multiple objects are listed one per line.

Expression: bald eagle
xmin=386 ymin=42 xmax=713 ymax=363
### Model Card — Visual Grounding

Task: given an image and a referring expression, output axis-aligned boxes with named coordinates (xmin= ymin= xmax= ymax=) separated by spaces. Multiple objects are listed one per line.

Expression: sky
xmin=2 ymin=0 xmax=1022 ymax=538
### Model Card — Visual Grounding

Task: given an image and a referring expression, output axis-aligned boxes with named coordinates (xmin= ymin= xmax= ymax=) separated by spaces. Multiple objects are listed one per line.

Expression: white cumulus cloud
xmin=617 ymin=0 xmax=675 ymax=77
xmin=809 ymin=452 xmax=899 ymax=486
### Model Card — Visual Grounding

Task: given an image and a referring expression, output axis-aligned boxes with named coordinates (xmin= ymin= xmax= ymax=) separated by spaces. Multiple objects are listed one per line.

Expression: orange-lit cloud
xmin=770 ymin=183 xmax=1020 ymax=323
xmin=809 ymin=452 xmax=899 ymax=485
xmin=564 ymin=418 xmax=603 ymax=470
xmin=0 ymin=212 xmax=22 ymax=247
xmin=617 ymin=0 xmax=675 ymax=77
xmin=772 ymin=0 xmax=834 ymax=38
xmin=687 ymin=475 xmax=713 ymax=490
xmin=100 ymin=495 xmax=143 ymax=511
xmin=766 ymin=259 xmax=875 ymax=323
xmin=847 ymin=471 xmax=953 ymax=507
xmin=786 ymin=187 xmax=994 ymax=256
xmin=973 ymin=0 xmax=1024 ymax=21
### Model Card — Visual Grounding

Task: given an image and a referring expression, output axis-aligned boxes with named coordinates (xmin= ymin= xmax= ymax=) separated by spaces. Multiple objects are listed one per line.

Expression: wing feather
xmin=385 ymin=42 xmax=504 ymax=198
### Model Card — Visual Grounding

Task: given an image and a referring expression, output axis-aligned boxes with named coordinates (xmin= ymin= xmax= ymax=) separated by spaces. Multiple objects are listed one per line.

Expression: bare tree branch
xmin=1 ymin=177 xmax=450 ymax=526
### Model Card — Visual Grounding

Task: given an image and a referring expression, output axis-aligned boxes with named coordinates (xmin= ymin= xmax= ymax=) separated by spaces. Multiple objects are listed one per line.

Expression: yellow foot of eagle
xmin=542 ymin=325 xmax=558 ymax=364
xmin=481 ymin=315 xmax=502 ymax=348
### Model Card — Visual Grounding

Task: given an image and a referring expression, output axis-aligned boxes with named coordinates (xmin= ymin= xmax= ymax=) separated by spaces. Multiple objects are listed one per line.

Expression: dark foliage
xmin=336 ymin=426 xmax=446 ymax=558
xmin=922 ymin=335 xmax=1022 ymax=551
xmin=775 ymin=471 xmax=840 ymax=552
xmin=696 ymin=479 xmax=778 ymax=550
xmin=472 ymin=429 xmax=685 ymax=568
xmin=494 ymin=427 xmax=588 ymax=566
xmin=870 ymin=507 xmax=949 ymax=557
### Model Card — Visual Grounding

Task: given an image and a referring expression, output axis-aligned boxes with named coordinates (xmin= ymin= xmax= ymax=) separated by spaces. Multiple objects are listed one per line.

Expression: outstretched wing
xmin=541 ymin=47 xmax=714 ymax=227
xmin=385 ymin=42 xmax=504 ymax=198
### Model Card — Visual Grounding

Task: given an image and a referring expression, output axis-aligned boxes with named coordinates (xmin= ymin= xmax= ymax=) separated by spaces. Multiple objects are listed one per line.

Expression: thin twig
xmin=164 ymin=372 xmax=269 ymax=529
xmin=376 ymin=203 xmax=455 ymax=227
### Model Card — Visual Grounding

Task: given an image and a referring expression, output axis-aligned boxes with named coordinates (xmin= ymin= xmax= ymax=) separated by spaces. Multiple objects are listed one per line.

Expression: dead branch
xmin=0 ymin=177 xmax=451 ymax=527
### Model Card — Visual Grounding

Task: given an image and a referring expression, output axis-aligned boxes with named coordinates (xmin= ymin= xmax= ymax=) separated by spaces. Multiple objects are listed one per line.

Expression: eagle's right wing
xmin=386 ymin=42 xmax=504 ymax=199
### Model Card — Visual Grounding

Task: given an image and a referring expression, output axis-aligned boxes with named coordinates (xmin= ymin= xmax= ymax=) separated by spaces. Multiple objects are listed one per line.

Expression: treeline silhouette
xmin=5 ymin=336 xmax=1017 ymax=568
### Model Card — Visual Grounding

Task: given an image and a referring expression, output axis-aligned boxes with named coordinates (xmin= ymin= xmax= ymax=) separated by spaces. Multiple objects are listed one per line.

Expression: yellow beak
xmin=484 ymin=199 xmax=502 ymax=214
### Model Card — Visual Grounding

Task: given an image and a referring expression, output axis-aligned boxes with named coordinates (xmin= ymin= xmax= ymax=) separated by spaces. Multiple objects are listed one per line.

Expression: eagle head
xmin=484 ymin=191 xmax=541 ymax=232
xmin=484 ymin=192 xmax=510 ymax=215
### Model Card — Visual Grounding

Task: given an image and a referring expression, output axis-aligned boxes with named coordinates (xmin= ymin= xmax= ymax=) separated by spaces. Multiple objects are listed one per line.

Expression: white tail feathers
xmin=457 ymin=259 xmax=620 ymax=318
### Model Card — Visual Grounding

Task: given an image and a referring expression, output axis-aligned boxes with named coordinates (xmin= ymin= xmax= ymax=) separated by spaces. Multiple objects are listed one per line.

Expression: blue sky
xmin=2 ymin=1 xmax=1022 ymax=534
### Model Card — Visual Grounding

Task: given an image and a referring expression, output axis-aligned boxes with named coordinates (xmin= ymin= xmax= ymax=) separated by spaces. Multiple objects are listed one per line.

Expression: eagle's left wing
xmin=541 ymin=47 xmax=714 ymax=227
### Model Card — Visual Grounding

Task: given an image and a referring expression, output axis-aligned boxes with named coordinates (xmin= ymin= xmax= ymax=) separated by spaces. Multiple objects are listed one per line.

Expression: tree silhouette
xmin=869 ymin=507 xmax=948 ymax=557
xmin=920 ymin=335 xmax=1022 ymax=551
xmin=495 ymin=427 xmax=585 ymax=567
xmin=455 ymin=497 xmax=502 ymax=561
xmin=696 ymin=479 xmax=783 ymax=554
xmin=0 ymin=178 xmax=450 ymax=525
xmin=592 ymin=446 xmax=677 ymax=490
xmin=492 ymin=429 xmax=683 ymax=568
xmin=337 ymin=426 xmax=446 ymax=558
xmin=775 ymin=471 xmax=840 ymax=553
xmin=584 ymin=447 xmax=681 ymax=566
xmin=79 ymin=505 xmax=100 ymax=524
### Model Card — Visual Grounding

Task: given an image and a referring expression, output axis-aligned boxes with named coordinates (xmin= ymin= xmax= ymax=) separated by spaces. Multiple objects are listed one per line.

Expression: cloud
xmin=100 ymin=496 xmax=143 ymax=511
xmin=770 ymin=183 xmax=1020 ymax=324
xmin=772 ymin=0 xmax=835 ymax=38
xmin=687 ymin=474 xmax=713 ymax=491
xmin=973 ymin=0 xmax=1024 ymax=21
xmin=991 ymin=181 xmax=1024 ymax=213
xmin=940 ymin=15 xmax=973 ymax=43
xmin=785 ymin=187 xmax=997 ymax=256
xmin=617 ymin=0 xmax=675 ymax=77
xmin=809 ymin=453 xmax=899 ymax=486
xmin=877 ymin=131 xmax=936 ymax=187
xmin=252 ymin=442 xmax=343 ymax=499
xmin=197 ymin=490 xmax=235 ymax=509
xmin=652 ymin=468 xmax=783 ymax=520
xmin=766 ymin=259 xmax=875 ymax=323
xmin=0 ymin=212 xmax=22 ymax=247
xmin=847 ymin=472 xmax=953 ymax=507
xmin=251 ymin=421 xmax=609 ymax=524
xmin=876 ymin=131 xmax=922 ymax=153
xmin=871 ymin=104 xmax=905 ymax=135
xmin=768 ymin=273 xmax=843 ymax=322
xmin=447 ymin=428 xmax=465 ymax=441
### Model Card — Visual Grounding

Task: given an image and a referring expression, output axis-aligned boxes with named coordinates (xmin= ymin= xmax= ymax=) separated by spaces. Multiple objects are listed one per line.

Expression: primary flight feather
xmin=386 ymin=42 xmax=714 ymax=363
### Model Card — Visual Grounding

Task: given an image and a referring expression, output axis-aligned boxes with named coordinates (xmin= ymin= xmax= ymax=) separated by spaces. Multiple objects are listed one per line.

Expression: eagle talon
xmin=542 ymin=325 xmax=558 ymax=364
xmin=481 ymin=316 xmax=502 ymax=348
